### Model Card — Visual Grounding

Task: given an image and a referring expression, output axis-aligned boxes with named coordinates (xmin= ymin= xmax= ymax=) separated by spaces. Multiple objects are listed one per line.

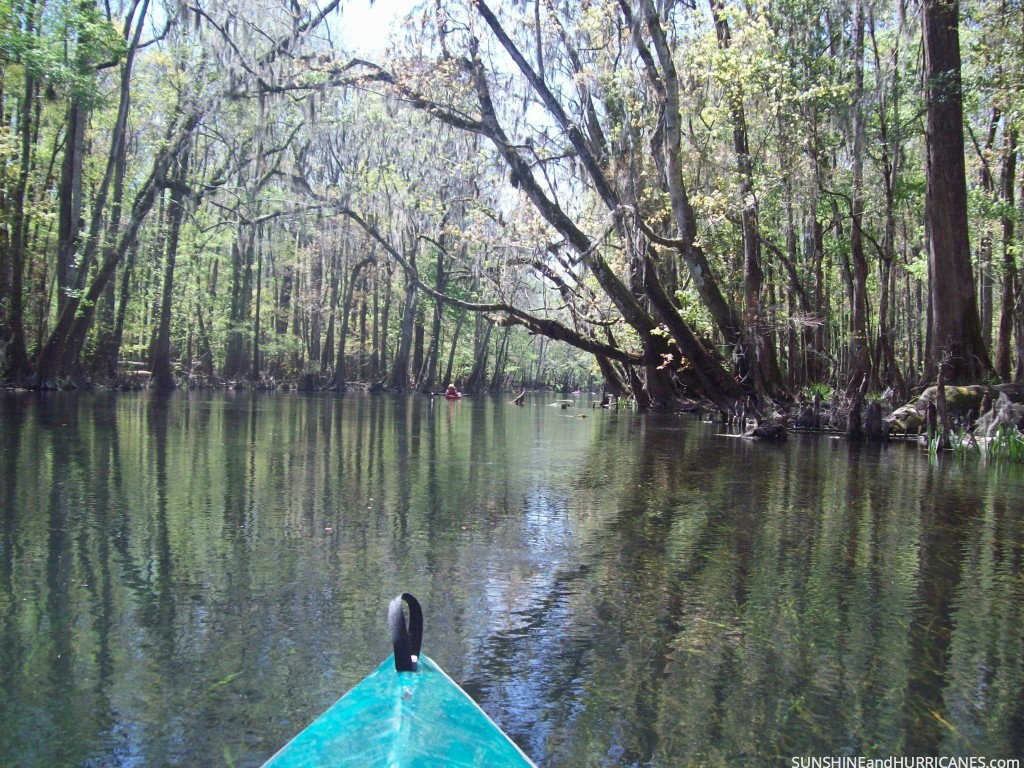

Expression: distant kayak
xmin=444 ymin=392 xmax=462 ymax=400
xmin=262 ymin=594 xmax=534 ymax=767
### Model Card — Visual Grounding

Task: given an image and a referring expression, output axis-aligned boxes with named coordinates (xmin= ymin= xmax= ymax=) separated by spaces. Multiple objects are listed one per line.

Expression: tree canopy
xmin=1 ymin=0 xmax=1022 ymax=409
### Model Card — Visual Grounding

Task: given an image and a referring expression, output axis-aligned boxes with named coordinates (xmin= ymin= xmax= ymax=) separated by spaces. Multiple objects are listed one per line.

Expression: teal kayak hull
xmin=263 ymin=654 xmax=535 ymax=767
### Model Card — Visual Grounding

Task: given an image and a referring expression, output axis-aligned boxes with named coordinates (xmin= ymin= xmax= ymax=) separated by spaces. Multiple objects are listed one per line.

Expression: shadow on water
xmin=1 ymin=393 xmax=1023 ymax=767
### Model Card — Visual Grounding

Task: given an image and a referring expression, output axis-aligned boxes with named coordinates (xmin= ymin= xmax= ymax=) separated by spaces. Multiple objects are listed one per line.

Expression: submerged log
xmin=743 ymin=417 xmax=788 ymax=441
xmin=884 ymin=384 xmax=1024 ymax=433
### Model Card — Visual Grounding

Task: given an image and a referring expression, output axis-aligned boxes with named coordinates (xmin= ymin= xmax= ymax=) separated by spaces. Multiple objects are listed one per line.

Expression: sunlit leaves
xmin=0 ymin=0 xmax=125 ymax=105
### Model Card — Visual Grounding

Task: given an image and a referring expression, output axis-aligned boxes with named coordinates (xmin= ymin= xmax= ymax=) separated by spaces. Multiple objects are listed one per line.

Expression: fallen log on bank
xmin=975 ymin=392 xmax=1024 ymax=435
xmin=884 ymin=384 xmax=1024 ymax=433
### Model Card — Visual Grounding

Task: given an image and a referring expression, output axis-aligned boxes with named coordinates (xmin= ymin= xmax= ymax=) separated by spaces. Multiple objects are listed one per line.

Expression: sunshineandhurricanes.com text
xmin=791 ymin=759 xmax=1020 ymax=768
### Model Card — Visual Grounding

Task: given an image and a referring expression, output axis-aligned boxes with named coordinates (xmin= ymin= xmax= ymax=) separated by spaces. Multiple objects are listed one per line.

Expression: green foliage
xmin=3 ymin=0 xmax=1022 ymax=395
xmin=906 ymin=251 xmax=929 ymax=281
xmin=951 ymin=426 xmax=981 ymax=458
xmin=987 ymin=425 xmax=1024 ymax=462
xmin=803 ymin=382 xmax=831 ymax=401
xmin=950 ymin=424 xmax=1024 ymax=463
xmin=672 ymin=291 xmax=715 ymax=339
xmin=1 ymin=0 xmax=125 ymax=105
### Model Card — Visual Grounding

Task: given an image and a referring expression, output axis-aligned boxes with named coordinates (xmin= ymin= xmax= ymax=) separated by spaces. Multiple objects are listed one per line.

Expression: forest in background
xmin=0 ymin=0 xmax=1022 ymax=413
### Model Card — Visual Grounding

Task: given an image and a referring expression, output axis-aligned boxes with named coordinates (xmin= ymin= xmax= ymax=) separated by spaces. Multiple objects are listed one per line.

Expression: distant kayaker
xmin=445 ymin=384 xmax=462 ymax=400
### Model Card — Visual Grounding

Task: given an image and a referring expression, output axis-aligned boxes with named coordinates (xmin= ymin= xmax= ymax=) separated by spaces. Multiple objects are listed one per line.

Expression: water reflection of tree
xmin=647 ymin=441 xmax=920 ymax=762
xmin=3 ymin=396 xmax=1022 ymax=766
xmin=469 ymin=417 xmax=1024 ymax=766
xmin=0 ymin=397 xmax=123 ymax=763
xmin=148 ymin=398 xmax=177 ymax=652
xmin=917 ymin=466 xmax=1024 ymax=757
xmin=0 ymin=397 xmax=30 ymax=760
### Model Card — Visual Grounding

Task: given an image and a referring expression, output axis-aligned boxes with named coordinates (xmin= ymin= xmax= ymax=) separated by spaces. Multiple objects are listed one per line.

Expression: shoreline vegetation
xmin=1 ymin=0 xmax=1022 ymax=457
xmin=6 ymin=375 xmax=1023 ymax=462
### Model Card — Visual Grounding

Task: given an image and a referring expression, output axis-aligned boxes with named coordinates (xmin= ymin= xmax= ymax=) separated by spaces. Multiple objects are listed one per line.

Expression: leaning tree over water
xmin=2 ymin=0 xmax=1022 ymax=406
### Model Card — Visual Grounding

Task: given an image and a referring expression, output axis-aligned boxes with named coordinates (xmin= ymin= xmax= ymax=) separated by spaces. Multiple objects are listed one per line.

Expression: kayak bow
xmin=263 ymin=593 xmax=535 ymax=767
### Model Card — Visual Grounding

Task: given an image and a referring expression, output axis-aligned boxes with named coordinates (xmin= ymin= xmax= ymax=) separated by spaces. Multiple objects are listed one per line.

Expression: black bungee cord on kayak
xmin=388 ymin=592 xmax=423 ymax=672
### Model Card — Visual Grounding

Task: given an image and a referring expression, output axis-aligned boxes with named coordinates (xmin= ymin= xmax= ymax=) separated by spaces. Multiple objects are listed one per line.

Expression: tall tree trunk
xmin=921 ymin=0 xmax=992 ymax=382
xmin=412 ymin=307 xmax=425 ymax=386
xmin=250 ymin=234 xmax=264 ymax=382
xmin=389 ymin=264 xmax=417 ymax=390
xmin=144 ymin=192 xmax=169 ymax=366
xmin=443 ymin=309 xmax=466 ymax=388
xmin=784 ymin=191 xmax=800 ymax=389
xmin=489 ymin=326 xmax=511 ymax=392
xmin=291 ymin=266 xmax=303 ymax=371
xmin=465 ymin=321 xmax=492 ymax=393
xmin=847 ymin=0 xmax=872 ymax=395
xmin=358 ymin=276 xmax=369 ymax=378
xmin=29 ymin=124 xmax=57 ymax=349
xmin=56 ymin=101 xmax=87 ymax=316
xmin=418 ymin=244 xmax=446 ymax=392
xmin=331 ymin=255 xmax=374 ymax=391
xmin=905 ymin=263 xmax=915 ymax=379
xmin=308 ymin=243 xmax=322 ymax=366
xmin=978 ymin=109 xmax=1002 ymax=354
xmin=870 ymin=10 xmax=905 ymax=394
xmin=32 ymin=117 xmax=197 ymax=388
xmin=223 ymin=227 xmax=254 ymax=379
xmin=321 ymin=249 xmax=340 ymax=370
xmin=151 ymin=146 xmax=191 ymax=393
xmin=276 ymin=265 xmax=293 ymax=335
xmin=371 ymin=271 xmax=380 ymax=380
xmin=979 ymin=235 xmax=993 ymax=352
xmin=2 ymin=41 xmax=38 ymax=383
xmin=378 ymin=266 xmax=393 ymax=383
xmin=810 ymin=208 xmax=827 ymax=383
xmin=112 ymin=239 xmax=140 ymax=367
xmin=994 ymin=130 xmax=1017 ymax=381
xmin=639 ymin=0 xmax=745 ymax=350
xmin=709 ymin=0 xmax=783 ymax=398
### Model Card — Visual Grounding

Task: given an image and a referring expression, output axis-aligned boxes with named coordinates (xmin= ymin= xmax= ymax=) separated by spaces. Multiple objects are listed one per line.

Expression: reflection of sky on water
xmin=469 ymin=495 xmax=587 ymax=762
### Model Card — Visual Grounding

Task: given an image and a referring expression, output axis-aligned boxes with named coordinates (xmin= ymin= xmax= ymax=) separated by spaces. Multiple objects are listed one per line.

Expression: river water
xmin=0 ymin=392 xmax=1021 ymax=767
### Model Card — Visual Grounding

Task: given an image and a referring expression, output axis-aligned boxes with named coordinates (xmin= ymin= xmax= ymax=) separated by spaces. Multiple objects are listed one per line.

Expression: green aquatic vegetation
xmin=948 ymin=424 xmax=1024 ymax=462
xmin=987 ymin=424 xmax=1024 ymax=462
xmin=951 ymin=426 xmax=980 ymax=458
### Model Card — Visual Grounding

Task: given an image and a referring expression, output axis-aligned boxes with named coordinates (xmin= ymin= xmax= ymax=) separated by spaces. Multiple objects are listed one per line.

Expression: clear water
xmin=1 ymin=392 xmax=1022 ymax=767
